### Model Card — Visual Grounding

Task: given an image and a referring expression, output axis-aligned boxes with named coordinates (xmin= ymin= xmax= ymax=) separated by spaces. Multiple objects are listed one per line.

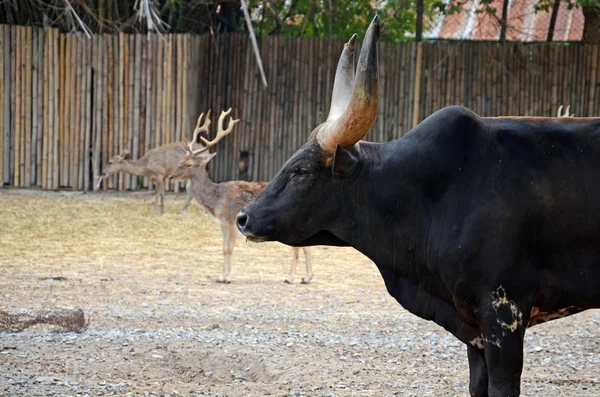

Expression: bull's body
xmin=237 ymin=17 xmax=600 ymax=396
xmin=349 ymin=106 xmax=600 ymax=332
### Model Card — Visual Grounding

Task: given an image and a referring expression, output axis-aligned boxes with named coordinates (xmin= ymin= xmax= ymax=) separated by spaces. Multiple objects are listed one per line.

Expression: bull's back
xmin=428 ymin=109 xmax=600 ymax=305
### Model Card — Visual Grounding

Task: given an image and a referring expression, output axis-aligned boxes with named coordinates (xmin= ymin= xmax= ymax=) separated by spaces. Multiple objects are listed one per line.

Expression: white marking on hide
xmin=490 ymin=285 xmax=523 ymax=333
xmin=470 ymin=336 xmax=485 ymax=350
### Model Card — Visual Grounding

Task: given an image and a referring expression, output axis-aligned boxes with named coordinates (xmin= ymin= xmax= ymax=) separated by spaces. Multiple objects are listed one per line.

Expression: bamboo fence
xmin=0 ymin=26 xmax=599 ymax=190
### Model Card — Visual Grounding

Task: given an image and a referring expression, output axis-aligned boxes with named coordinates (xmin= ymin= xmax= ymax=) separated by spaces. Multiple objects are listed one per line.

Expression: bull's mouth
xmin=245 ymin=235 xmax=269 ymax=243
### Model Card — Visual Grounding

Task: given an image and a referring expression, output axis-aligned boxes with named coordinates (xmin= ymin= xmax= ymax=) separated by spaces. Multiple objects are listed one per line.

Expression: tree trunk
xmin=583 ymin=6 xmax=600 ymax=44
xmin=546 ymin=0 xmax=561 ymax=41
xmin=216 ymin=1 xmax=241 ymax=33
xmin=416 ymin=0 xmax=424 ymax=42
xmin=499 ymin=0 xmax=510 ymax=41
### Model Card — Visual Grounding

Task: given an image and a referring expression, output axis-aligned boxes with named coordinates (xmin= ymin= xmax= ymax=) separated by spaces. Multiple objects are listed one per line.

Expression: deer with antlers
xmin=98 ymin=111 xmax=214 ymax=214
xmin=169 ymin=109 xmax=313 ymax=284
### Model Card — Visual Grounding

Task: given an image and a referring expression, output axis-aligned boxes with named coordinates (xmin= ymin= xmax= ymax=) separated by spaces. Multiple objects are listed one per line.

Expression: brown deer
xmin=98 ymin=111 xmax=214 ymax=214
xmin=169 ymin=109 xmax=313 ymax=284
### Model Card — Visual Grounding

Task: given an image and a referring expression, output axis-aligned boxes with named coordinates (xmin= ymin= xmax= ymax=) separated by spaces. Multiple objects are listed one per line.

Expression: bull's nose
xmin=236 ymin=211 xmax=248 ymax=232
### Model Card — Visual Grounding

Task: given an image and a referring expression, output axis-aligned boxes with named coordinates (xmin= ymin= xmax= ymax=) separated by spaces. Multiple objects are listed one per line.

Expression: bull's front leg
xmin=478 ymin=285 xmax=531 ymax=397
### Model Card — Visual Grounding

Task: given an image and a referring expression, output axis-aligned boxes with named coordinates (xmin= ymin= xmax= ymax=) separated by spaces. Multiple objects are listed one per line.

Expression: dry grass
xmin=0 ymin=189 xmax=383 ymax=328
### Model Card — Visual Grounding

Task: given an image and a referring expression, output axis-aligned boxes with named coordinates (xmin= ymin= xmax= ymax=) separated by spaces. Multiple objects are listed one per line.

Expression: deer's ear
xmin=200 ymin=152 xmax=217 ymax=167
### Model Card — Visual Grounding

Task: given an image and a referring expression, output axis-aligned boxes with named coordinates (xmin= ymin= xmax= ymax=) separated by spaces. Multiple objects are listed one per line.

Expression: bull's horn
xmin=317 ymin=15 xmax=380 ymax=152
xmin=327 ymin=34 xmax=357 ymax=122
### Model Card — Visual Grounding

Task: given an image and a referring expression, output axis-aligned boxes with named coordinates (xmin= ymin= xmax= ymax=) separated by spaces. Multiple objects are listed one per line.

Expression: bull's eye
xmin=186 ymin=164 xmax=193 ymax=168
xmin=295 ymin=168 xmax=310 ymax=175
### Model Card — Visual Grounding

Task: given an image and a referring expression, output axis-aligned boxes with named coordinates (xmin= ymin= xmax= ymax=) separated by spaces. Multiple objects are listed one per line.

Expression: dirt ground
xmin=0 ymin=189 xmax=599 ymax=397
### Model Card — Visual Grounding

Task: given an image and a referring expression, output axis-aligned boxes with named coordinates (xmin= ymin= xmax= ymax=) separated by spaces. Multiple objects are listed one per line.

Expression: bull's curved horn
xmin=327 ymin=34 xmax=357 ymax=121
xmin=317 ymin=15 xmax=380 ymax=152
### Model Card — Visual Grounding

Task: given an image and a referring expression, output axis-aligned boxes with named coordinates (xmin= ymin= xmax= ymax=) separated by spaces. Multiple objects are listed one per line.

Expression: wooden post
xmin=2 ymin=26 xmax=10 ymax=184
xmin=412 ymin=42 xmax=423 ymax=128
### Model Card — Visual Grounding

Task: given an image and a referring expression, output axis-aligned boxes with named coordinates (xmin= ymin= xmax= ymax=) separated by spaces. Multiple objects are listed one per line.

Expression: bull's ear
xmin=332 ymin=144 xmax=359 ymax=177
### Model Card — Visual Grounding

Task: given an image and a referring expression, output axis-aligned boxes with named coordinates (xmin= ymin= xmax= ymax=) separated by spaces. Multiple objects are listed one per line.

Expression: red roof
xmin=425 ymin=0 xmax=583 ymax=41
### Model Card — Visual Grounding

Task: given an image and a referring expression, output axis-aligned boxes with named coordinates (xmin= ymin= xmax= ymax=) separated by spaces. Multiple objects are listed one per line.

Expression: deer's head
xmin=101 ymin=150 xmax=132 ymax=177
xmin=168 ymin=109 xmax=239 ymax=182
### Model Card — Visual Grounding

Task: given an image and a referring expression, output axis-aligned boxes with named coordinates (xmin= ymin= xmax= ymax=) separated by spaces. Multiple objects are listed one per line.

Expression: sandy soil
xmin=0 ymin=189 xmax=599 ymax=397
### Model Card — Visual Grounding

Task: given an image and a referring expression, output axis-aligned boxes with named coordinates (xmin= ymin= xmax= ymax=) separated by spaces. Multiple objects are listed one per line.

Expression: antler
xmin=192 ymin=108 xmax=240 ymax=155
xmin=191 ymin=110 xmax=212 ymax=145
xmin=557 ymin=105 xmax=574 ymax=118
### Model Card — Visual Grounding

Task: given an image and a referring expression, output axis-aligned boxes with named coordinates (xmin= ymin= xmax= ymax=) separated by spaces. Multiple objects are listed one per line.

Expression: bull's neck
xmin=333 ymin=141 xmax=428 ymax=273
xmin=189 ymin=170 xmax=222 ymax=216
xmin=120 ymin=158 xmax=149 ymax=176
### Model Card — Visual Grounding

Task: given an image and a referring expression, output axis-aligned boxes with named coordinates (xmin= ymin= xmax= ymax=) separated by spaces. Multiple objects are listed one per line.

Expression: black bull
xmin=238 ymin=105 xmax=600 ymax=396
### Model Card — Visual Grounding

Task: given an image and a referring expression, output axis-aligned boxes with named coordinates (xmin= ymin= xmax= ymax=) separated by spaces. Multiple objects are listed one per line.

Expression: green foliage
xmin=0 ymin=0 xmax=437 ymax=43
xmin=247 ymin=0 xmax=438 ymax=43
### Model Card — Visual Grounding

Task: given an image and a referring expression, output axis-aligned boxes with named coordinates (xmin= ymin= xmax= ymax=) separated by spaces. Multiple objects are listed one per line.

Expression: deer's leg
xmin=153 ymin=179 xmax=163 ymax=214
xmin=217 ymin=223 xmax=236 ymax=284
xmin=285 ymin=247 xmax=300 ymax=284
xmin=301 ymin=247 xmax=313 ymax=284
xmin=181 ymin=180 xmax=192 ymax=213
xmin=159 ymin=178 xmax=166 ymax=214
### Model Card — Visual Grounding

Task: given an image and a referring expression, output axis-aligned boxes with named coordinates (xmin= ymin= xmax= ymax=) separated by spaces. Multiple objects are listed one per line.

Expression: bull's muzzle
xmin=236 ymin=211 xmax=248 ymax=233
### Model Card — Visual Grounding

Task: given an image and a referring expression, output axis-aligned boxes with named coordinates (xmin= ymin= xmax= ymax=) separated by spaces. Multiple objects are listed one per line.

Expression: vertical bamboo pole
xmin=93 ymin=36 xmax=103 ymax=192
xmin=126 ymin=35 xmax=134 ymax=189
xmin=59 ymin=33 xmax=66 ymax=186
xmin=78 ymin=35 xmax=87 ymax=190
xmin=112 ymin=35 xmax=119 ymax=189
xmin=101 ymin=35 xmax=109 ymax=191
xmin=132 ymin=34 xmax=141 ymax=190
xmin=23 ymin=26 xmax=31 ymax=187
xmin=73 ymin=35 xmax=82 ymax=191
xmin=65 ymin=34 xmax=73 ymax=187
xmin=0 ymin=25 xmax=4 ymax=185
xmin=156 ymin=36 xmax=164 ymax=148
xmin=52 ymin=28 xmax=60 ymax=188
xmin=106 ymin=35 xmax=114 ymax=190
xmin=174 ymin=34 xmax=183 ymax=192
xmin=587 ymin=46 xmax=598 ymax=116
xmin=31 ymin=28 xmax=39 ymax=186
xmin=118 ymin=33 xmax=126 ymax=191
xmin=2 ymin=26 xmax=10 ymax=184
xmin=36 ymin=28 xmax=44 ymax=187
xmin=20 ymin=26 xmax=27 ymax=186
xmin=14 ymin=26 xmax=21 ymax=187
xmin=139 ymin=35 xmax=147 ymax=188
xmin=144 ymin=35 xmax=153 ymax=189
xmin=69 ymin=35 xmax=77 ymax=188
xmin=42 ymin=28 xmax=49 ymax=189
xmin=83 ymin=37 xmax=92 ymax=191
